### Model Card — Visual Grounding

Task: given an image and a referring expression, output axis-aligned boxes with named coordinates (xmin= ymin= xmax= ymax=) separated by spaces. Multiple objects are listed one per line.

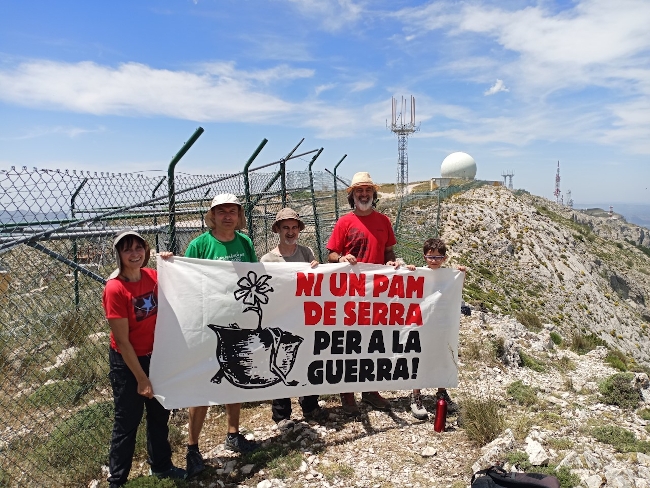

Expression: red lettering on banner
xmin=329 ymin=273 xmax=347 ymax=296
xmin=304 ymin=302 xmax=321 ymax=325
xmin=389 ymin=302 xmax=405 ymax=325
xmin=372 ymin=302 xmax=388 ymax=325
xmin=405 ymin=303 xmax=423 ymax=325
xmin=373 ymin=275 xmax=389 ymax=297
xmin=323 ymin=301 xmax=336 ymax=325
xmin=358 ymin=302 xmax=371 ymax=325
xmin=349 ymin=274 xmax=365 ymax=297
xmin=406 ymin=275 xmax=424 ymax=298
xmin=388 ymin=275 xmax=405 ymax=298
xmin=343 ymin=302 xmax=356 ymax=326
xmin=296 ymin=273 xmax=323 ymax=296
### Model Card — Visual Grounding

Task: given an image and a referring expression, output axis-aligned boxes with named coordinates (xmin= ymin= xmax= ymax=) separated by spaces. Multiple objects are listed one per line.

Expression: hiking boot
xmin=150 ymin=465 xmax=187 ymax=480
xmin=361 ymin=391 xmax=391 ymax=411
xmin=276 ymin=418 xmax=295 ymax=432
xmin=436 ymin=389 xmax=459 ymax=414
xmin=410 ymin=393 xmax=428 ymax=420
xmin=340 ymin=393 xmax=360 ymax=416
xmin=224 ymin=433 xmax=260 ymax=453
xmin=185 ymin=448 xmax=205 ymax=478
xmin=303 ymin=405 xmax=329 ymax=423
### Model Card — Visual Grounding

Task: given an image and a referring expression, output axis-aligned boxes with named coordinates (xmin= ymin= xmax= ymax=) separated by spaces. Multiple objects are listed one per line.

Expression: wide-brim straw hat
xmin=108 ymin=229 xmax=151 ymax=280
xmin=271 ymin=207 xmax=305 ymax=233
xmin=204 ymin=193 xmax=246 ymax=231
xmin=346 ymin=172 xmax=379 ymax=193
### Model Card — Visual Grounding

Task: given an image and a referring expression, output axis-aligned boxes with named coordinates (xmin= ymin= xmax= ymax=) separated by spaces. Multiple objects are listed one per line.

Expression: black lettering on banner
xmin=393 ymin=357 xmax=410 ymax=380
xmin=359 ymin=358 xmax=375 ymax=382
xmin=392 ymin=330 xmax=403 ymax=353
xmin=346 ymin=330 xmax=362 ymax=354
xmin=314 ymin=331 xmax=330 ymax=354
xmin=344 ymin=359 xmax=358 ymax=382
xmin=377 ymin=358 xmax=392 ymax=381
xmin=308 ymin=361 xmax=323 ymax=384
xmin=404 ymin=330 xmax=421 ymax=353
xmin=331 ymin=330 xmax=344 ymax=354
xmin=368 ymin=330 xmax=385 ymax=353
xmin=326 ymin=359 xmax=343 ymax=383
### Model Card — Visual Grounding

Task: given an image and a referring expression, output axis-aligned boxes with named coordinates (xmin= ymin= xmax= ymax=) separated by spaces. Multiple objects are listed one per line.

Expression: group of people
xmin=102 ymin=172 xmax=465 ymax=486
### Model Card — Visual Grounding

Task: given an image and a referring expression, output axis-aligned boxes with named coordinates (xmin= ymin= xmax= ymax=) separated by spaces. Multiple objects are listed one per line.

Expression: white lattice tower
xmin=388 ymin=96 xmax=419 ymax=197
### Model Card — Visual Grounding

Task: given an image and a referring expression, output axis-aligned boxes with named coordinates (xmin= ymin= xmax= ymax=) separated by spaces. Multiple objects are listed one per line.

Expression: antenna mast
xmin=554 ymin=161 xmax=561 ymax=204
xmin=388 ymin=96 xmax=419 ymax=197
xmin=501 ymin=170 xmax=514 ymax=190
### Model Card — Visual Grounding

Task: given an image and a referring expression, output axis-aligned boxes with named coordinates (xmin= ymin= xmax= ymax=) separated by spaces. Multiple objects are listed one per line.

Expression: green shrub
xmin=460 ymin=396 xmax=505 ymax=445
xmin=492 ymin=337 xmax=506 ymax=359
xmin=52 ymin=341 xmax=109 ymax=391
xmin=599 ymin=372 xmax=640 ymax=409
xmin=605 ymin=350 xmax=629 ymax=371
xmin=570 ymin=332 xmax=606 ymax=355
xmin=638 ymin=408 xmax=650 ymax=421
xmin=516 ymin=311 xmax=543 ymax=332
xmin=27 ymin=380 xmax=91 ymax=407
xmin=507 ymin=380 xmax=538 ymax=406
xmin=519 ymin=351 xmax=546 ymax=372
xmin=550 ymin=332 xmax=562 ymax=346
xmin=125 ymin=477 xmax=186 ymax=488
xmin=593 ymin=425 xmax=650 ymax=453
xmin=33 ymin=401 xmax=113 ymax=485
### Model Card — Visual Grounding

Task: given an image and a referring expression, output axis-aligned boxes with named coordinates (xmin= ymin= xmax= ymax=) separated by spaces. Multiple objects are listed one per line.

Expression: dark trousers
xmin=108 ymin=348 xmax=172 ymax=486
xmin=272 ymin=395 xmax=319 ymax=422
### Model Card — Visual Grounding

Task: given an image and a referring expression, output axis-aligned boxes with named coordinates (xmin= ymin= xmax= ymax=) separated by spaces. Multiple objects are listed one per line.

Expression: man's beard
xmin=354 ymin=199 xmax=373 ymax=212
xmin=282 ymin=237 xmax=298 ymax=246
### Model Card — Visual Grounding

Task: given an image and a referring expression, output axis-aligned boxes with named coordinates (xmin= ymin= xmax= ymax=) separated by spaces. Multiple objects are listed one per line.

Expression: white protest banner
xmin=150 ymin=256 xmax=464 ymax=409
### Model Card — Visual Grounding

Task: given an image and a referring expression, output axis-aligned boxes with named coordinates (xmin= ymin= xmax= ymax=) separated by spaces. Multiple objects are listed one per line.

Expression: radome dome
xmin=440 ymin=152 xmax=477 ymax=179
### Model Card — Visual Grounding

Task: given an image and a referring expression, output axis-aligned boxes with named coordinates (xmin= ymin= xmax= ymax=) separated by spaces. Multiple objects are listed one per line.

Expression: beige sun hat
xmin=108 ymin=229 xmax=151 ymax=280
xmin=271 ymin=208 xmax=305 ymax=233
xmin=346 ymin=172 xmax=379 ymax=193
xmin=204 ymin=193 xmax=246 ymax=230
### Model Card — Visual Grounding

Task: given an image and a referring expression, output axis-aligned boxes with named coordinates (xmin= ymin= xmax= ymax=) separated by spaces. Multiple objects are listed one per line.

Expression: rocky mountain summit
xmin=89 ymin=185 xmax=650 ymax=488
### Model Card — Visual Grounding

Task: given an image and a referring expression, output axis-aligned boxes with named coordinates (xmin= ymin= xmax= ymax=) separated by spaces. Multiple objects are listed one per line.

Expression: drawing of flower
xmin=234 ymin=271 xmax=273 ymax=329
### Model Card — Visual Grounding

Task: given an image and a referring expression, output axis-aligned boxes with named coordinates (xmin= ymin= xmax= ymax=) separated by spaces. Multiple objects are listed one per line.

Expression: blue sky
xmin=1 ymin=0 xmax=649 ymax=204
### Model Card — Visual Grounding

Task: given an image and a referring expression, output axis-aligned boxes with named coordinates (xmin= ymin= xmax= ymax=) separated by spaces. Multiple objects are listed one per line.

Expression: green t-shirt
xmin=184 ymin=231 xmax=257 ymax=263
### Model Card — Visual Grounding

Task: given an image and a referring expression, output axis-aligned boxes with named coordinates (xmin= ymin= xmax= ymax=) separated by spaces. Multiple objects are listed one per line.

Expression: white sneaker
xmin=410 ymin=393 xmax=428 ymax=420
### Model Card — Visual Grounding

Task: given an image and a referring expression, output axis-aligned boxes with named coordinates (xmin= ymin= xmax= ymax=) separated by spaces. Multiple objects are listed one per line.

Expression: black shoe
xmin=224 ymin=433 xmax=260 ymax=453
xmin=303 ymin=405 xmax=329 ymax=423
xmin=186 ymin=448 xmax=205 ymax=478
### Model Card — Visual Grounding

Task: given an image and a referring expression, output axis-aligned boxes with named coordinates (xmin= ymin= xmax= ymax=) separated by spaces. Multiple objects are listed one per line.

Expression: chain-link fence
xmin=0 ymin=134 xmax=354 ymax=486
xmin=0 ymin=129 xmax=471 ymax=485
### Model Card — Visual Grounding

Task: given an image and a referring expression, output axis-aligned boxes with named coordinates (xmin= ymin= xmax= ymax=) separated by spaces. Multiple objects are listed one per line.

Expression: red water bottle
xmin=434 ymin=397 xmax=447 ymax=432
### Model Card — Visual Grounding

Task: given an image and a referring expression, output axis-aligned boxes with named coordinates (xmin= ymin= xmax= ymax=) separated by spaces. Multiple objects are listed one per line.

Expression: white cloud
xmin=7 ymin=126 xmax=106 ymax=140
xmin=484 ymin=79 xmax=509 ymax=96
xmin=285 ymin=0 xmax=365 ymax=31
xmin=315 ymin=83 xmax=338 ymax=96
xmin=349 ymin=80 xmax=375 ymax=92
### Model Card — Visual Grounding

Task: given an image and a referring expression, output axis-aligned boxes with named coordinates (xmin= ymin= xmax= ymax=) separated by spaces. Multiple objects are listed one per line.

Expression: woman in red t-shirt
xmin=102 ymin=230 xmax=185 ymax=486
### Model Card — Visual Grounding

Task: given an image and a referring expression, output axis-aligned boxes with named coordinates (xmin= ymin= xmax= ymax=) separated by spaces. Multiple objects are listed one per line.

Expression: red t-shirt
xmin=102 ymin=268 xmax=158 ymax=356
xmin=326 ymin=211 xmax=397 ymax=264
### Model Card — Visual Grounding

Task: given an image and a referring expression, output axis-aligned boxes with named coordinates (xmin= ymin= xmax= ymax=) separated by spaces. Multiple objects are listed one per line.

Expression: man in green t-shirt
xmin=183 ymin=193 xmax=258 ymax=478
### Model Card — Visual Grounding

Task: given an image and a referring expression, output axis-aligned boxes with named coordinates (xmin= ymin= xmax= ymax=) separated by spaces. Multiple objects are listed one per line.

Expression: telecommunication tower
xmin=501 ymin=171 xmax=514 ymax=190
xmin=554 ymin=161 xmax=561 ymax=204
xmin=388 ymin=96 xmax=419 ymax=196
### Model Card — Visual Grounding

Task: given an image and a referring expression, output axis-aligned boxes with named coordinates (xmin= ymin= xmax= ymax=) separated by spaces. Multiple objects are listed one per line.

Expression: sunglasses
xmin=423 ymin=254 xmax=446 ymax=261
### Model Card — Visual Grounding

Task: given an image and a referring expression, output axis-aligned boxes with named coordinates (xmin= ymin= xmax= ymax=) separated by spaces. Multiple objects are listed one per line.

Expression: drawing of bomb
xmin=208 ymin=271 xmax=303 ymax=389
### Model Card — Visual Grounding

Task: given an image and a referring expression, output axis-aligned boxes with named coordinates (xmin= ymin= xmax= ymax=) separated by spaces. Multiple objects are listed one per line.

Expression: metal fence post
xmin=70 ymin=178 xmax=87 ymax=309
xmin=152 ymin=176 xmax=166 ymax=251
xmin=333 ymin=154 xmax=347 ymax=220
xmin=168 ymin=127 xmax=204 ymax=255
xmin=308 ymin=148 xmax=325 ymax=262
xmin=243 ymin=139 xmax=269 ymax=237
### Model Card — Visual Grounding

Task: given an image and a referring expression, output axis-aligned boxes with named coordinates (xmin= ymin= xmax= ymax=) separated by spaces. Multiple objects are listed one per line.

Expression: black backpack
xmin=471 ymin=466 xmax=560 ymax=488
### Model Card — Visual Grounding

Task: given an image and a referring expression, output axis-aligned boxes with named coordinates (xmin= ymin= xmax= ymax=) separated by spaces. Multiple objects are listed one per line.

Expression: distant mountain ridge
xmin=574 ymin=203 xmax=650 ymax=229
